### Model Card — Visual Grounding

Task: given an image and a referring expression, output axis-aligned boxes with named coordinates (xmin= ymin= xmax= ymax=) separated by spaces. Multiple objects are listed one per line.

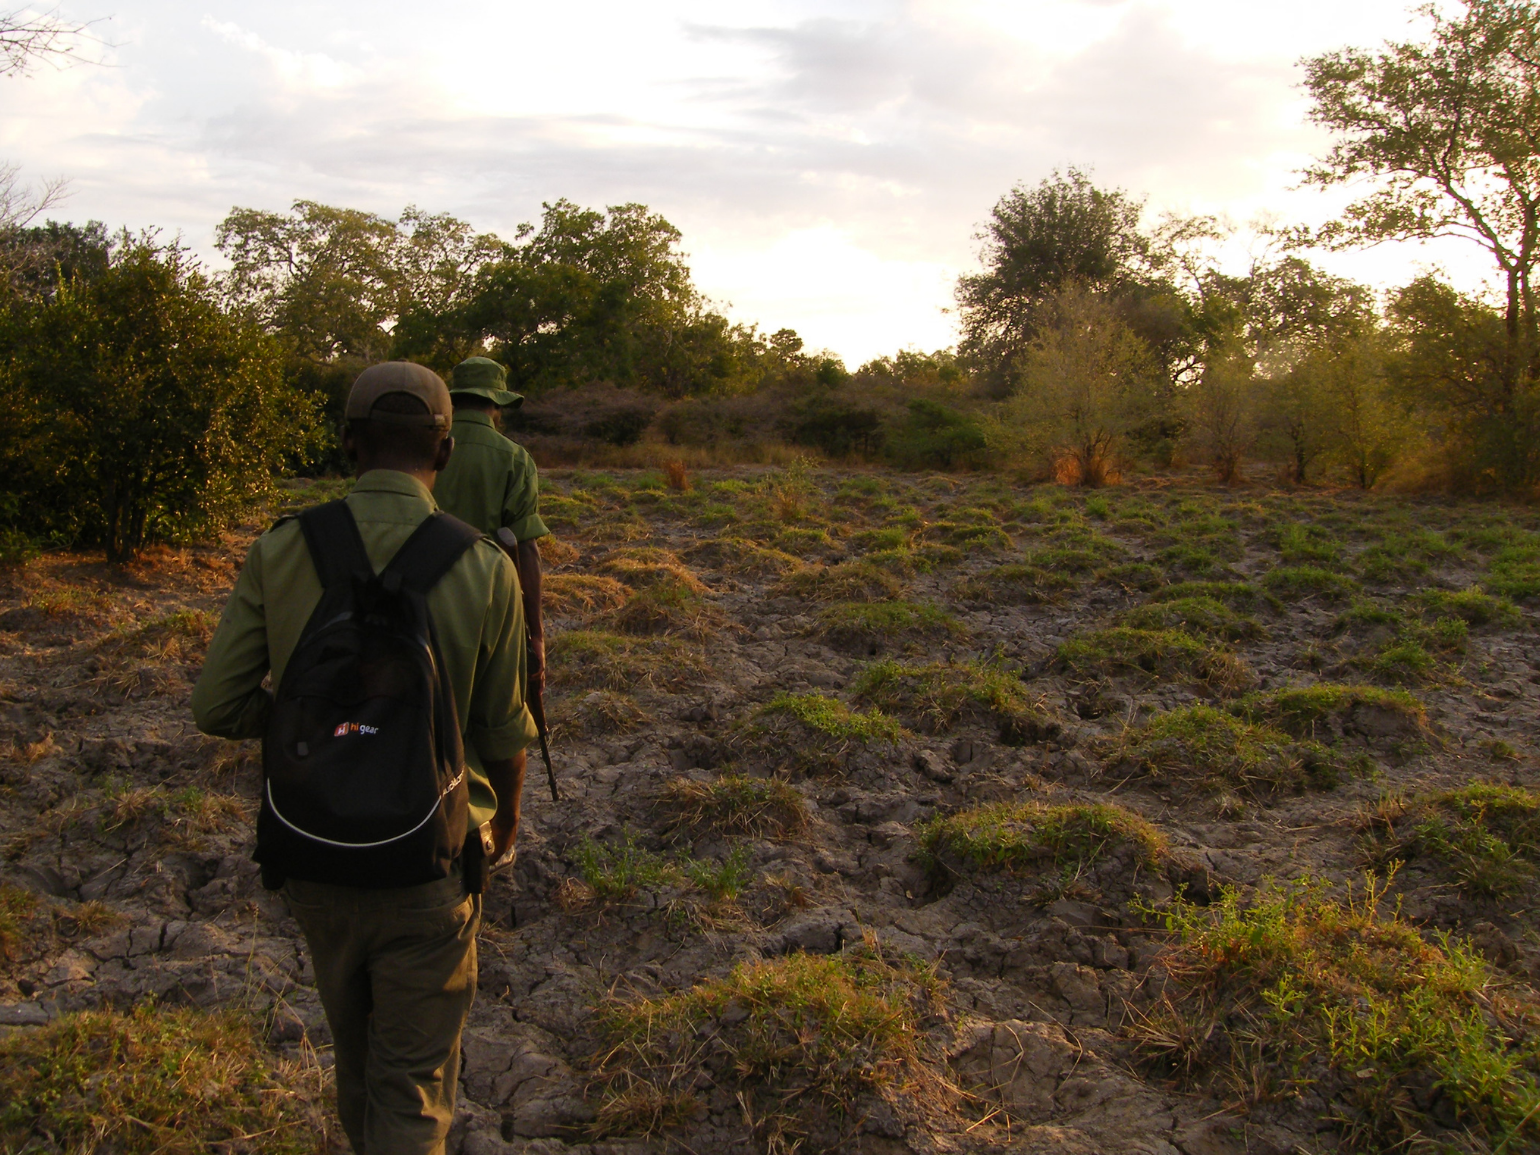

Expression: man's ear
xmin=434 ymin=435 xmax=455 ymax=473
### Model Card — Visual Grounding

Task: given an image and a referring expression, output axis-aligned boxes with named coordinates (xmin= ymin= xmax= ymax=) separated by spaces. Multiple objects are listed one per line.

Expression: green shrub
xmin=884 ymin=399 xmax=990 ymax=470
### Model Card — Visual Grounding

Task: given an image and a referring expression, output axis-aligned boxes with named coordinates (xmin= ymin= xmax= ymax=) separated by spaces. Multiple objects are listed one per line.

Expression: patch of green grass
xmin=591 ymin=945 xmax=952 ymax=1145
xmin=1104 ymin=705 xmax=1339 ymax=796
xmin=918 ymin=801 xmax=1165 ymax=876
xmin=951 ymin=563 xmax=1077 ymax=604
xmin=812 ymin=600 xmax=963 ymax=649
xmin=574 ymin=833 xmax=754 ymax=904
xmin=1354 ymin=528 xmax=1457 ymax=582
xmin=928 ymin=520 xmax=1012 ymax=550
xmin=772 ymin=526 xmax=835 ymax=555
xmin=1375 ymin=784 xmax=1540 ymax=897
xmin=1054 ymin=628 xmax=1252 ymax=692
xmin=684 ymin=537 xmax=803 ymax=577
xmin=1264 ymin=565 xmax=1360 ymax=602
xmin=849 ymin=526 xmax=910 ymax=552
xmin=1135 ymin=877 xmax=1540 ymax=1153
xmin=1099 ymin=561 xmax=1166 ymax=591
xmin=1118 ymin=596 xmax=1263 ymax=641
xmin=1155 ymin=543 xmax=1227 ymax=577
xmin=1418 ymin=587 xmax=1521 ymax=627
xmin=0 ymin=1003 xmax=332 ymax=1153
xmin=1367 ymin=639 xmax=1438 ymax=683
xmin=549 ymin=630 xmax=706 ymax=691
xmin=1484 ymin=541 xmax=1540 ymax=600
xmin=1233 ymin=684 xmax=1426 ymax=739
xmin=851 ymin=658 xmax=1055 ymax=742
xmin=655 ymin=775 xmax=810 ymax=839
xmin=1271 ymin=522 xmax=1343 ymax=567
xmin=758 ymin=692 xmax=904 ymax=744
xmin=1025 ymin=545 xmax=1119 ymax=573
xmin=1148 ymin=581 xmax=1269 ymax=610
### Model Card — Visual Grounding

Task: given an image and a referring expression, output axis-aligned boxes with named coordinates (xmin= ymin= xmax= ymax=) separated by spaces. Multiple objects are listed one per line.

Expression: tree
xmin=995 ymin=283 xmax=1161 ymax=485
xmin=0 ymin=218 xmax=108 ymax=300
xmin=958 ymin=169 xmax=1151 ymax=393
xmin=1186 ymin=347 xmax=1258 ymax=485
xmin=0 ymin=8 xmax=94 ymax=76
xmin=1303 ymin=0 xmax=1540 ymax=485
xmin=0 ymin=237 xmax=315 ymax=559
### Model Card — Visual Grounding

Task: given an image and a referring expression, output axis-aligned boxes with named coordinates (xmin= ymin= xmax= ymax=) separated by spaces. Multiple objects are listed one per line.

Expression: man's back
xmin=434 ymin=409 xmax=548 ymax=542
xmin=192 ymin=469 xmax=536 ymax=833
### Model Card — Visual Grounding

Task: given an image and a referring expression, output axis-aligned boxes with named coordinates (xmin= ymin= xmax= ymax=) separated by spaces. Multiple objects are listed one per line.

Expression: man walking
xmin=434 ymin=356 xmax=549 ymax=695
xmin=192 ymin=361 xmax=537 ymax=1154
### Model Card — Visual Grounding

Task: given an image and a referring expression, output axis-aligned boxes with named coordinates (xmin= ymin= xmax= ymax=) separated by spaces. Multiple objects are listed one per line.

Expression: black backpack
xmin=256 ymin=500 xmax=483 ymax=891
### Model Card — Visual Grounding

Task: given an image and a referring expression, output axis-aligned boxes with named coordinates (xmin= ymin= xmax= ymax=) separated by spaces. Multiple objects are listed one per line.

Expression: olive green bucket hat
xmin=450 ymin=357 xmax=523 ymax=408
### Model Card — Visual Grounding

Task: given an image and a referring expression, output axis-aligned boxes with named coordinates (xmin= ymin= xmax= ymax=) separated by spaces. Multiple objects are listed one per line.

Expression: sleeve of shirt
xmin=501 ymin=447 xmax=550 ymax=542
xmin=191 ymin=538 xmax=274 ymax=740
xmin=467 ymin=545 xmax=539 ymax=762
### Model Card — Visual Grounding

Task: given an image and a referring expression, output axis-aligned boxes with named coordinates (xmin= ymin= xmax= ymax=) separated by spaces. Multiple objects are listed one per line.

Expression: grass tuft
xmin=812 ymin=600 xmax=963 ymax=650
xmin=951 ymin=563 xmax=1077 ymax=605
xmin=918 ymin=801 xmax=1165 ymax=876
xmin=1054 ymin=627 xmax=1253 ymax=692
xmin=852 ymin=658 xmax=1056 ymax=743
xmin=0 ymin=1004 xmax=333 ymax=1153
xmin=775 ymin=561 xmax=907 ymax=603
xmin=1118 ymin=596 xmax=1264 ymax=641
xmin=1371 ymin=784 xmax=1540 ymax=897
xmin=1103 ymin=705 xmax=1339 ymax=796
xmin=1133 ymin=876 xmax=1540 ymax=1152
xmin=549 ymin=630 xmax=706 ymax=691
xmin=1233 ymin=683 xmax=1427 ymax=740
xmin=590 ymin=944 xmax=953 ymax=1146
xmin=1263 ymin=565 xmax=1360 ymax=602
xmin=655 ymin=775 xmax=810 ymax=839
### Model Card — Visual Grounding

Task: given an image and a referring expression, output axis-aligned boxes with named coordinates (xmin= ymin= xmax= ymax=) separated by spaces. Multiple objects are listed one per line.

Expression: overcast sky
xmin=0 ymin=0 xmax=1488 ymax=363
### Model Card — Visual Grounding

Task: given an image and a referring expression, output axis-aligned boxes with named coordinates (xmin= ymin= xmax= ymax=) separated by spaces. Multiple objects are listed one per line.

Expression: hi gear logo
xmin=333 ymin=722 xmax=380 ymax=738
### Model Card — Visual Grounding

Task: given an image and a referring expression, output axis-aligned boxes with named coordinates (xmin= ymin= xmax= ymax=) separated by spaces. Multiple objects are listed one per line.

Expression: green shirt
xmin=434 ymin=411 xmax=549 ymax=542
xmin=190 ymin=470 xmax=539 ymax=831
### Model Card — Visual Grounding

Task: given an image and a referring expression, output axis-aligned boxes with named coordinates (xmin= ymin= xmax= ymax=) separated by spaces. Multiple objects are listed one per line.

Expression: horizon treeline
xmin=2 ymin=0 xmax=1539 ymax=560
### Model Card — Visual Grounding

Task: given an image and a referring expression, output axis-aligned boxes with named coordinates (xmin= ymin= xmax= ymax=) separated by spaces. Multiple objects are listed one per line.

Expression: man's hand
xmin=484 ymin=752 xmax=527 ymax=863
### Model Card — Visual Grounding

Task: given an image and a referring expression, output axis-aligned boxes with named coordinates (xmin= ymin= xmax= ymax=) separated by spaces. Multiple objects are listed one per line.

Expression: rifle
xmin=496 ymin=528 xmax=560 ymax=803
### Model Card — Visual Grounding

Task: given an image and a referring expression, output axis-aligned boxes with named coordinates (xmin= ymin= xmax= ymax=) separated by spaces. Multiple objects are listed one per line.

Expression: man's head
xmin=342 ymin=361 xmax=455 ymax=481
xmin=450 ymin=357 xmax=522 ymax=413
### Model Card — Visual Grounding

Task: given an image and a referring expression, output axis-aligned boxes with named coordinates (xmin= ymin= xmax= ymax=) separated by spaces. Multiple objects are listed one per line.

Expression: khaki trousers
xmin=284 ymin=875 xmax=480 ymax=1155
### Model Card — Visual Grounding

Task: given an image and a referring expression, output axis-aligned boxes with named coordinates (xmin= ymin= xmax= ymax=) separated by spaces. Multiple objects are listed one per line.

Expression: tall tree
xmin=1304 ymin=0 xmax=1540 ymax=484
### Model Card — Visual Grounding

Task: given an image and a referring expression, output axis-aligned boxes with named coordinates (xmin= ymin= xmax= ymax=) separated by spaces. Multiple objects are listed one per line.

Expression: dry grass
xmin=654 ymin=775 xmax=810 ymax=839
xmin=0 ymin=882 xmax=122 ymax=972
xmin=0 ymin=1003 xmax=337 ymax=1153
xmin=549 ymin=690 xmax=651 ymax=738
xmin=774 ymin=560 xmax=907 ymax=603
xmin=597 ymin=548 xmax=713 ymax=594
xmin=590 ymin=941 xmax=959 ymax=1148
xmin=544 ymin=574 xmax=632 ymax=618
xmin=549 ymin=630 xmax=707 ymax=691
xmin=684 ymin=536 xmax=804 ymax=578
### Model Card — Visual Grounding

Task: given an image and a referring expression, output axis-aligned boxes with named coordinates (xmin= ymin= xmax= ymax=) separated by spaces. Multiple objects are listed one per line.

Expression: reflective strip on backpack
xmin=265 ymin=765 xmax=466 ymax=849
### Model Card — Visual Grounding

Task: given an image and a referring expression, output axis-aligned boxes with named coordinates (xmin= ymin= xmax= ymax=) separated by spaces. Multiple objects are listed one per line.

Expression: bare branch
xmin=0 ymin=6 xmax=101 ymax=76
xmin=0 ymin=161 xmax=70 ymax=229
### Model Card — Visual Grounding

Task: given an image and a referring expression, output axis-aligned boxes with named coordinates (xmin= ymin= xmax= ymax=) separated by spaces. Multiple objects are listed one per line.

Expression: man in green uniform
xmin=434 ymin=356 xmax=549 ymax=695
xmin=191 ymin=362 xmax=538 ymax=1155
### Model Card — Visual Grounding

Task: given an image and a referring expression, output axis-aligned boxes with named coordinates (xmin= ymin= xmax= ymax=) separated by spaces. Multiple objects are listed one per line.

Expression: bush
xmin=884 ymin=399 xmax=990 ymax=470
xmin=0 ymin=238 xmax=316 ymax=560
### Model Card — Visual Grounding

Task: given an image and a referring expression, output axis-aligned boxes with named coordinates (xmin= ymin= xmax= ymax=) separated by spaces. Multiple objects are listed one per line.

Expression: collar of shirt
xmin=347 ymin=469 xmax=439 ymax=521
xmin=452 ymin=411 xmax=496 ymax=430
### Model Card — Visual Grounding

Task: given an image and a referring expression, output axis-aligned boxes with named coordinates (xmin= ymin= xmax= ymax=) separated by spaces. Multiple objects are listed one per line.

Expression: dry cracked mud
xmin=5 ymin=466 xmax=1540 ymax=1154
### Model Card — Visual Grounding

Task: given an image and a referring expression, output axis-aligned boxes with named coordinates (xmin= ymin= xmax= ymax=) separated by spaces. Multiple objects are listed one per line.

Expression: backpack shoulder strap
xmin=384 ymin=512 xmax=484 ymax=596
xmin=297 ymin=500 xmax=373 ymax=589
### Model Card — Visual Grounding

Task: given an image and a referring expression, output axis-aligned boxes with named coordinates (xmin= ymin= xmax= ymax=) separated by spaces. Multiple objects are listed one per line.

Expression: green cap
xmin=450 ymin=357 xmax=522 ymax=407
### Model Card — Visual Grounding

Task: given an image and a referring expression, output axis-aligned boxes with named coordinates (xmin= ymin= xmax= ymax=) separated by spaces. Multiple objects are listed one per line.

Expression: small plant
xmin=0 ymin=1004 xmax=334 ymax=1153
xmin=681 ymin=847 xmax=754 ymax=902
xmin=663 ymin=459 xmax=692 ymax=491
xmin=1054 ymin=627 xmax=1253 ymax=693
xmin=654 ymin=775 xmax=810 ymax=839
xmin=590 ymin=944 xmax=954 ymax=1146
xmin=1133 ymin=876 xmax=1540 ymax=1152
xmin=918 ymin=801 xmax=1164 ymax=876
xmin=1103 ymin=705 xmax=1340 ymax=796
xmin=852 ymin=658 xmax=1056 ymax=742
